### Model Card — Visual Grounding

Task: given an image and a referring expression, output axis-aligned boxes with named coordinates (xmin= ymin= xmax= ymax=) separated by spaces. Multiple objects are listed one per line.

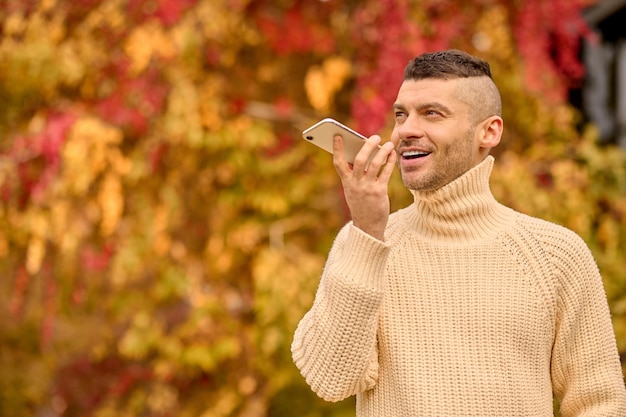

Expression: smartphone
xmin=302 ymin=118 xmax=379 ymax=164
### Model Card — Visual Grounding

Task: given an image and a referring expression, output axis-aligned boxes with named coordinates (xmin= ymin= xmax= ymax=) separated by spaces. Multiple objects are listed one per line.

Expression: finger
xmin=353 ymin=135 xmax=382 ymax=176
xmin=376 ymin=142 xmax=397 ymax=182
xmin=364 ymin=140 xmax=391 ymax=174
xmin=332 ymin=135 xmax=350 ymax=175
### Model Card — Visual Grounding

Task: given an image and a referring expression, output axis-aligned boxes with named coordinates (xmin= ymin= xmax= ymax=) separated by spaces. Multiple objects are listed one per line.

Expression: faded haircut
xmin=404 ymin=49 xmax=502 ymax=121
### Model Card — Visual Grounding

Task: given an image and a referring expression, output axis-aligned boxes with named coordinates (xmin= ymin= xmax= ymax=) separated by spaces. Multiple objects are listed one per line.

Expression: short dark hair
xmin=404 ymin=49 xmax=493 ymax=81
xmin=403 ymin=49 xmax=502 ymax=120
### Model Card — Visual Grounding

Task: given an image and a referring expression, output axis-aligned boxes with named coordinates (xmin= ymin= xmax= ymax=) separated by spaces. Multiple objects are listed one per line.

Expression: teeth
xmin=402 ymin=150 xmax=429 ymax=157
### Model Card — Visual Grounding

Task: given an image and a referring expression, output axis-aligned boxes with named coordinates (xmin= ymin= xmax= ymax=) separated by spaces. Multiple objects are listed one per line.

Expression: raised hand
xmin=333 ymin=134 xmax=397 ymax=241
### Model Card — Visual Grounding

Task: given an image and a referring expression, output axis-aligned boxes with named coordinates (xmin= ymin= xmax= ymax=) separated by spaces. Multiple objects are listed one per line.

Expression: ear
xmin=478 ymin=115 xmax=503 ymax=151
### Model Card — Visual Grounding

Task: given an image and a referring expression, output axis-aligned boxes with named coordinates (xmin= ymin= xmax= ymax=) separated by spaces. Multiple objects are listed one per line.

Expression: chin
xmin=402 ymin=173 xmax=444 ymax=192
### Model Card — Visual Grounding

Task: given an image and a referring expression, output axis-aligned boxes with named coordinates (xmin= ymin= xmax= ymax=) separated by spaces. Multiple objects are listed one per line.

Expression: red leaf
xmin=94 ymin=64 xmax=168 ymax=137
xmin=10 ymin=112 xmax=77 ymax=205
xmin=8 ymin=267 xmax=30 ymax=318
xmin=273 ymin=97 xmax=293 ymax=119
xmin=350 ymin=0 xmax=420 ymax=133
xmin=81 ymin=243 xmax=115 ymax=272
xmin=255 ymin=4 xmax=336 ymax=55
xmin=126 ymin=0 xmax=198 ymax=27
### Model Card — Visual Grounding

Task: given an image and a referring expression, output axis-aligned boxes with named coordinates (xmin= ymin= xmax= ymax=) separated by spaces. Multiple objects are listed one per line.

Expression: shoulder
xmin=508 ymin=211 xmax=599 ymax=281
xmin=513 ymin=212 xmax=592 ymax=256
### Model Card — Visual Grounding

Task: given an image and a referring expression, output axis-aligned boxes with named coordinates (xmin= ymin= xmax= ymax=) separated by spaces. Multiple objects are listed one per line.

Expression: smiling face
xmin=391 ymin=77 xmax=502 ymax=192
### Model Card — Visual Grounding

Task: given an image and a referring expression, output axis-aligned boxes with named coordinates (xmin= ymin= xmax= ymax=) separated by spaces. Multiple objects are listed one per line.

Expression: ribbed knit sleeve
xmin=291 ymin=223 xmax=390 ymax=402
xmin=538 ymin=224 xmax=626 ymax=417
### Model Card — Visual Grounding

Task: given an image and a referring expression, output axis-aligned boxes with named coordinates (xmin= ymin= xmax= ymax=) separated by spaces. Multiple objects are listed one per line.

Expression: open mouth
xmin=402 ymin=150 xmax=430 ymax=160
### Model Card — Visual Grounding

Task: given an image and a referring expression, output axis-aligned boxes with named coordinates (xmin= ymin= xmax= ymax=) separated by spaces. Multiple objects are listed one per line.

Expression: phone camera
xmin=305 ymin=135 xmax=314 ymax=141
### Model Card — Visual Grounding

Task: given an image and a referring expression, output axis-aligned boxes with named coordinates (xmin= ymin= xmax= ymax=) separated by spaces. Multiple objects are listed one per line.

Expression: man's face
xmin=391 ymin=78 xmax=484 ymax=192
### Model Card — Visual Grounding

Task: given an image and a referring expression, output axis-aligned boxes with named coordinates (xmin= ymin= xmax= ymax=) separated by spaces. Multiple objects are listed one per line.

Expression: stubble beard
xmin=400 ymin=130 xmax=475 ymax=192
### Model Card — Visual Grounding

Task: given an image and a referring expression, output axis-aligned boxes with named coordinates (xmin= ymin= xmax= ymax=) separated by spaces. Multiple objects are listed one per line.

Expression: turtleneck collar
xmin=404 ymin=155 xmax=513 ymax=243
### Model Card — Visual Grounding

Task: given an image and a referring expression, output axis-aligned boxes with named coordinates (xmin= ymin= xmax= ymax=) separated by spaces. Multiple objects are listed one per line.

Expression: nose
xmin=393 ymin=114 xmax=424 ymax=144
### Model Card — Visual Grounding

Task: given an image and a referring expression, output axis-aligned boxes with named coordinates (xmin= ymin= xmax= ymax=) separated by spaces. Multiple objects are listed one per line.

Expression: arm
xmin=291 ymin=224 xmax=389 ymax=401
xmin=292 ymin=135 xmax=397 ymax=401
xmin=550 ymin=231 xmax=626 ymax=417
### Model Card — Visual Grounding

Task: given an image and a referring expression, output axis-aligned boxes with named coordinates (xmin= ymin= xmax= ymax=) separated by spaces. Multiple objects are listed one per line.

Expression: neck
xmin=405 ymin=156 xmax=512 ymax=243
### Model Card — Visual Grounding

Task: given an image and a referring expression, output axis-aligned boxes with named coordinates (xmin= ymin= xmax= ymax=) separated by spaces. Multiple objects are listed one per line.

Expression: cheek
xmin=438 ymin=131 xmax=473 ymax=158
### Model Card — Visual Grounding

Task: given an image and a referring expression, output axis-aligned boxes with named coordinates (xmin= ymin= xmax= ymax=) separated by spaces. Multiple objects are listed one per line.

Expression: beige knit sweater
xmin=292 ymin=156 xmax=626 ymax=416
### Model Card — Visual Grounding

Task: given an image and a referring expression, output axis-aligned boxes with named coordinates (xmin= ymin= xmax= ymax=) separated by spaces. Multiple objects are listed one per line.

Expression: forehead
xmin=394 ymin=78 xmax=470 ymax=110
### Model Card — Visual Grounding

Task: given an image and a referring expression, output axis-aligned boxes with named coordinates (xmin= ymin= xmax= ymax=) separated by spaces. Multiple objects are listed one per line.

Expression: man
xmin=291 ymin=50 xmax=626 ymax=416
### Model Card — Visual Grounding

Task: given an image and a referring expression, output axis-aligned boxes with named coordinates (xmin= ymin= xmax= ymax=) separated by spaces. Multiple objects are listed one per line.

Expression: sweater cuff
xmin=333 ymin=224 xmax=391 ymax=290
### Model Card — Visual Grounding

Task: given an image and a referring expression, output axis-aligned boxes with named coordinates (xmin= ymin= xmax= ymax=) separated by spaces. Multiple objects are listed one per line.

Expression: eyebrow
xmin=393 ymin=102 xmax=453 ymax=115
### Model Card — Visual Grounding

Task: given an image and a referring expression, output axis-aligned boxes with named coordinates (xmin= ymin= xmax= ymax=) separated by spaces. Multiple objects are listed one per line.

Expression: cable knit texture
xmin=291 ymin=156 xmax=626 ymax=416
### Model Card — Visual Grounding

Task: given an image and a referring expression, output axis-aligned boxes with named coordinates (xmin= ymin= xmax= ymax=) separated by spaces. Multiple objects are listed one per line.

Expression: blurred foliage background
xmin=0 ymin=0 xmax=624 ymax=416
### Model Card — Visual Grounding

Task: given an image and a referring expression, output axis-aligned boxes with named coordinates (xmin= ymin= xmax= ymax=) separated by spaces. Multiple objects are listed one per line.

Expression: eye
xmin=394 ymin=111 xmax=406 ymax=120
xmin=424 ymin=109 xmax=444 ymax=119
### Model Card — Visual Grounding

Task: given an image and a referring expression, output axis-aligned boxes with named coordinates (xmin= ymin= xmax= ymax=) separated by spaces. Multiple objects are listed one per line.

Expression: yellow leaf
xmin=124 ymin=21 xmax=176 ymax=74
xmin=199 ymin=391 xmax=238 ymax=417
xmin=26 ymin=236 xmax=45 ymax=275
xmin=305 ymin=56 xmax=352 ymax=112
xmin=98 ymin=173 xmax=124 ymax=236
xmin=63 ymin=117 xmax=123 ymax=195
xmin=0 ymin=232 xmax=8 ymax=258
